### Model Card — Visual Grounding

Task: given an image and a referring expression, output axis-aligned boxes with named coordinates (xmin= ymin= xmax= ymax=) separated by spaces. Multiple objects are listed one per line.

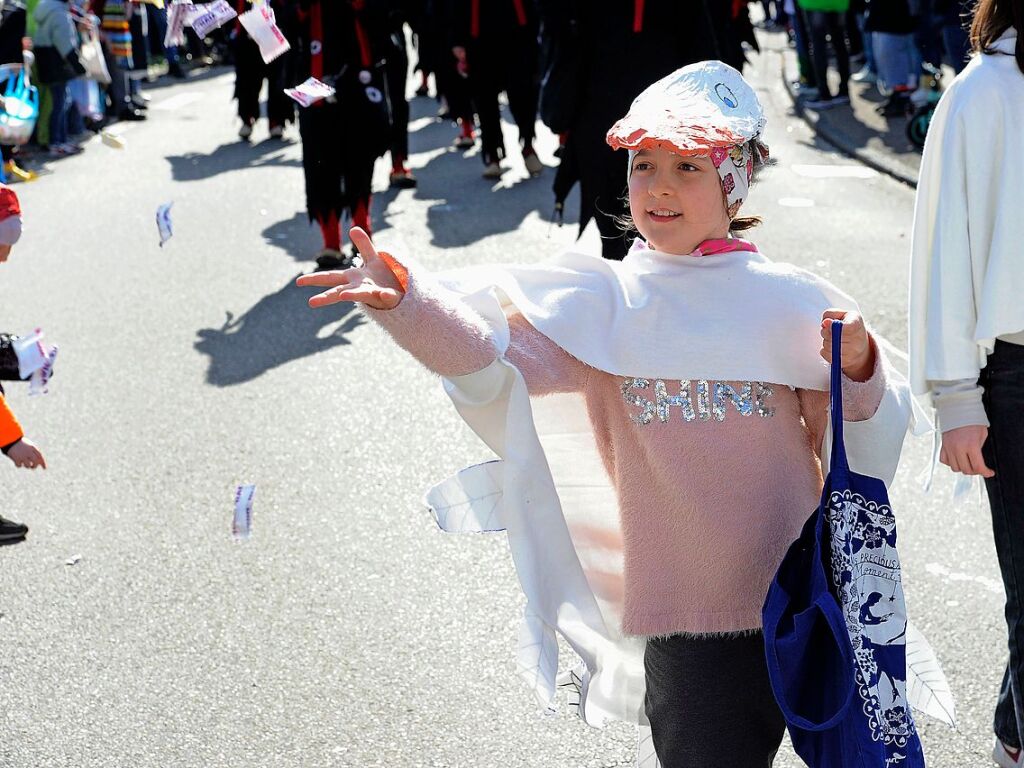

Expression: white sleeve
xmin=909 ymin=90 xmax=981 ymax=395
xmin=931 ymin=378 xmax=989 ymax=432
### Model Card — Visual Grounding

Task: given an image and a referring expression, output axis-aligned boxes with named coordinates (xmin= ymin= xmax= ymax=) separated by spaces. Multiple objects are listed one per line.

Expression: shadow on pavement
xmin=167 ymin=139 xmax=301 ymax=182
xmin=194 ymin=275 xmax=365 ymax=386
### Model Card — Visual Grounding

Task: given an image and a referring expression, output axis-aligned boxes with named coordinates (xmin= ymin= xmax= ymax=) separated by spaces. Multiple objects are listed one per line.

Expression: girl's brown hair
xmin=970 ymin=0 xmax=1024 ymax=74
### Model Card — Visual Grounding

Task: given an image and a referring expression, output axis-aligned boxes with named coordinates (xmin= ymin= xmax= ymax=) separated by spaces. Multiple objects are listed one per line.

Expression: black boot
xmin=0 ymin=515 xmax=28 ymax=542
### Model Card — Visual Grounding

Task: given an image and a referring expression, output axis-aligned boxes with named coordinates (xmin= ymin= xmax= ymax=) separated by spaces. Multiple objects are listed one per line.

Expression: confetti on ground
xmin=156 ymin=202 xmax=173 ymax=247
xmin=233 ymin=484 xmax=255 ymax=540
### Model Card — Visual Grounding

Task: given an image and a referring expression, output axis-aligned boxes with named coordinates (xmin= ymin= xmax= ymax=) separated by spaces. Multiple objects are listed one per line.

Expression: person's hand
xmin=6 ymin=438 xmax=46 ymax=470
xmin=820 ymin=310 xmax=874 ymax=382
xmin=452 ymin=45 xmax=466 ymax=61
xmin=0 ymin=244 xmax=13 ymax=262
xmin=296 ymin=227 xmax=404 ymax=311
xmin=21 ymin=36 xmax=32 ymax=52
xmin=940 ymin=425 xmax=994 ymax=477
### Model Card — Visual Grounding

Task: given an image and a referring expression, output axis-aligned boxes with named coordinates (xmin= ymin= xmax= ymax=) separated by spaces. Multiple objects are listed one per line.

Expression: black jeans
xmin=982 ymin=341 xmax=1024 ymax=748
xmin=806 ymin=10 xmax=851 ymax=100
xmin=644 ymin=631 xmax=786 ymax=767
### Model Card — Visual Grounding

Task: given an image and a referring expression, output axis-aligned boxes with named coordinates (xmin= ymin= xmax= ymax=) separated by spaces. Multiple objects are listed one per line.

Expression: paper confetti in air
xmin=238 ymin=6 xmax=290 ymax=63
xmin=284 ymin=78 xmax=336 ymax=108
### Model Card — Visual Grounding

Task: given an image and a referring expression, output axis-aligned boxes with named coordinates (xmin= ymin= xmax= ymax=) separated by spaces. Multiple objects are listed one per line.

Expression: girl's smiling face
xmin=627 ymin=147 xmax=732 ymax=255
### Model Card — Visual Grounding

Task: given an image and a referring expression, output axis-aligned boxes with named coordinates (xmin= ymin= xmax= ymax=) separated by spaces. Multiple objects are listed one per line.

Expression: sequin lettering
xmin=623 ymin=378 xmax=775 ymax=426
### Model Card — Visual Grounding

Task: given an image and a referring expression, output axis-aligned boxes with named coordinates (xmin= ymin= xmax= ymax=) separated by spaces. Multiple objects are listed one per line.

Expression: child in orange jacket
xmin=0 ymin=182 xmax=45 ymax=543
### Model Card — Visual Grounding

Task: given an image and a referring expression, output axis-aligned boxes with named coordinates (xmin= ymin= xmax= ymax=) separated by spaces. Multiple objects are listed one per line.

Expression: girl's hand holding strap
xmin=296 ymin=227 xmax=406 ymax=311
xmin=819 ymin=310 xmax=875 ymax=383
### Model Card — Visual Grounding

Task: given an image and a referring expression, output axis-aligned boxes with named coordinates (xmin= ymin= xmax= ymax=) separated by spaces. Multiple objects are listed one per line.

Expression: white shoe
xmin=851 ymin=66 xmax=877 ymax=84
xmin=269 ymin=125 xmax=284 ymax=139
xmin=994 ymin=739 xmax=1024 ymax=768
xmin=482 ymin=161 xmax=503 ymax=179
xmin=238 ymin=121 xmax=253 ymax=140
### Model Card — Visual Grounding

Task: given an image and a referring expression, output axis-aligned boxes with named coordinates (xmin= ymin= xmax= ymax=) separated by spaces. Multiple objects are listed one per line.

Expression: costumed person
xmin=0 ymin=181 xmax=45 ymax=543
xmin=909 ymin=2 xmax=1024 ymax=766
xmin=232 ymin=0 xmax=296 ymax=141
xmin=294 ymin=0 xmax=392 ymax=271
xmin=298 ymin=61 xmax=922 ymax=767
xmin=539 ymin=0 xmax=722 ymax=260
xmin=451 ymin=0 xmax=541 ymax=179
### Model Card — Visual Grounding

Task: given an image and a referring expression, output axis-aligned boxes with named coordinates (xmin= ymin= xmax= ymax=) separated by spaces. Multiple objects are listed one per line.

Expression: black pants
xmin=384 ymin=37 xmax=410 ymax=160
xmin=234 ymin=39 xmax=294 ymax=126
xmin=982 ymin=341 xmax=1024 ymax=749
xmin=644 ymin=632 xmax=786 ymax=768
xmin=298 ymin=101 xmax=374 ymax=222
xmin=466 ymin=32 xmax=538 ymax=163
xmin=806 ymin=10 xmax=851 ymax=100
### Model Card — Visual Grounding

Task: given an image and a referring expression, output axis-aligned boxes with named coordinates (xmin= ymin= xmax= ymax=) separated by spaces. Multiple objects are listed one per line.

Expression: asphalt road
xmin=0 ymin=41 xmax=999 ymax=767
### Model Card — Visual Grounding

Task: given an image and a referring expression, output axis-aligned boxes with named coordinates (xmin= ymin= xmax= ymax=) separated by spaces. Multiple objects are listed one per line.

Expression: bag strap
xmin=829 ymin=319 xmax=850 ymax=477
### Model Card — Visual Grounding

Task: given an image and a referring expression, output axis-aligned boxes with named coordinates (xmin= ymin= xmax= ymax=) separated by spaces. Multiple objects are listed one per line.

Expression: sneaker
xmin=482 ymin=161 xmax=503 ymax=179
xmin=876 ymin=91 xmax=911 ymax=117
xmin=4 ymin=160 xmax=36 ymax=183
xmin=239 ymin=120 xmax=254 ymax=140
xmin=389 ymin=168 xmax=418 ymax=189
xmin=454 ymin=134 xmax=474 ymax=150
xmin=0 ymin=514 xmax=28 ymax=542
xmin=803 ymin=97 xmax=837 ymax=111
xmin=994 ymin=739 xmax=1024 ymax=768
xmin=523 ymin=148 xmax=543 ymax=176
xmin=269 ymin=124 xmax=284 ymax=139
xmin=851 ymin=66 xmax=877 ymax=84
xmin=314 ymin=248 xmax=351 ymax=271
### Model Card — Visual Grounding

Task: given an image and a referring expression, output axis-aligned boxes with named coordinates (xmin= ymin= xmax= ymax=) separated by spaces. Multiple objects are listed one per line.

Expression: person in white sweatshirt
xmin=909 ymin=2 xmax=1024 ymax=766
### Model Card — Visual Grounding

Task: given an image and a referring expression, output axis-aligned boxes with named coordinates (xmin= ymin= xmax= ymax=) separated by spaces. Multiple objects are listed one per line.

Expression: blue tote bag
xmin=763 ymin=321 xmax=926 ymax=768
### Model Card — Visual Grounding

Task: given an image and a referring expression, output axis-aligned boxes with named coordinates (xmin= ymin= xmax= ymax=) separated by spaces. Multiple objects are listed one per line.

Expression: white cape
xmin=419 ymin=246 xmax=952 ymax=763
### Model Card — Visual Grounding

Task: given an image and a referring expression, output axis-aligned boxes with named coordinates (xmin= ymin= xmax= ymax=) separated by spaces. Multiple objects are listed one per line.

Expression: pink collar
xmin=689 ymin=238 xmax=758 ymax=257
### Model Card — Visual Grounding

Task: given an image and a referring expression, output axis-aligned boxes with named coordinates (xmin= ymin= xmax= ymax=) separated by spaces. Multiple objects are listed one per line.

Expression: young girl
xmin=299 ymin=61 xmax=915 ymax=766
xmin=909 ymin=2 xmax=1024 ymax=765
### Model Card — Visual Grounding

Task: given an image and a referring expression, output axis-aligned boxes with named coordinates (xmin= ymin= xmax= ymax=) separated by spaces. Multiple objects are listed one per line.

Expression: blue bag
xmin=0 ymin=64 xmax=39 ymax=147
xmin=763 ymin=321 xmax=926 ymax=768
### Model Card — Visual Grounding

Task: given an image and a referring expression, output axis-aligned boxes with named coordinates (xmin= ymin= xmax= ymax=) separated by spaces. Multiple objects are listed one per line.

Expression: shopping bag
xmin=79 ymin=30 xmax=112 ymax=85
xmin=763 ymin=320 xmax=927 ymax=767
xmin=0 ymin=64 xmax=38 ymax=146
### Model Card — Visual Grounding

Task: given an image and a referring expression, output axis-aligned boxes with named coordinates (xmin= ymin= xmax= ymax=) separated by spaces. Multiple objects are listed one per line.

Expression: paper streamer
xmin=12 ymin=328 xmax=58 ymax=396
xmin=283 ymin=77 xmax=335 ymax=108
xmin=238 ymin=6 xmax=290 ymax=64
xmin=189 ymin=0 xmax=237 ymax=38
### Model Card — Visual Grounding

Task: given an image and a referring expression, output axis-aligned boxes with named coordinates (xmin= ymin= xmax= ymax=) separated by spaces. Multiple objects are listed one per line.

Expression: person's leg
xmin=466 ymin=45 xmax=504 ymax=165
xmin=792 ymin=8 xmax=817 ymax=89
xmin=298 ymin=105 xmax=344 ymax=254
xmin=265 ymin=56 xmax=295 ymax=131
xmin=644 ymin=632 xmax=786 ymax=768
xmin=504 ymin=35 xmax=539 ymax=149
xmin=806 ymin=11 xmax=834 ymax=100
xmin=981 ymin=342 xmax=1024 ymax=751
xmin=385 ymin=41 xmax=413 ymax=180
xmin=233 ymin=42 xmax=262 ymax=126
xmin=874 ymin=31 xmax=914 ymax=92
xmin=48 ymin=82 xmax=68 ymax=146
xmin=856 ymin=12 xmax=877 ymax=73
xmin=827 ymin=12 xmax=852 ymax=96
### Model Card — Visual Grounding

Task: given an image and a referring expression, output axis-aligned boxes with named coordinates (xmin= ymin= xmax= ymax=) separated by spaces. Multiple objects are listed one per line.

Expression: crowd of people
xmin=768 ymin=0 xmax=975 ymax=116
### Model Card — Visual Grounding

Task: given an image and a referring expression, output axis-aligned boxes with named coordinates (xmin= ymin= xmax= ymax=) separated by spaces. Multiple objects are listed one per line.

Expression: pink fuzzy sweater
xmin=366 ymin=265 xmax=886 ymax=637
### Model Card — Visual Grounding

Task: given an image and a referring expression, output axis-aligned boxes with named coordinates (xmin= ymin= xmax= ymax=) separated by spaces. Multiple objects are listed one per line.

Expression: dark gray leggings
xmin=644 ymin=631 xmax=786 ymax=768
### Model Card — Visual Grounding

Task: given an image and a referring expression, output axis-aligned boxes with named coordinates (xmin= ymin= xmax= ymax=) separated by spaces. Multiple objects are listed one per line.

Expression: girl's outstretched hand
xmin=819 ymin=309 xmax=875 ymax=382
xmin=296 ymin=227 xmax=404 ymax=311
